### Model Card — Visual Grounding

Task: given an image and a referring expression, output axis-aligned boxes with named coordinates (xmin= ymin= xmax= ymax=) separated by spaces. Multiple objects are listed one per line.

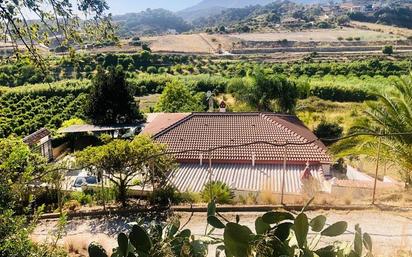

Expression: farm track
xmin=198 ymin=33 xmax=217 ymax=53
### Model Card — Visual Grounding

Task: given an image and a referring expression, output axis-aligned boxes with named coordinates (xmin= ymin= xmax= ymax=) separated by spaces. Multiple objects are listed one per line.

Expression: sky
xmin=105 ymin=0 xmax=202 ymax=14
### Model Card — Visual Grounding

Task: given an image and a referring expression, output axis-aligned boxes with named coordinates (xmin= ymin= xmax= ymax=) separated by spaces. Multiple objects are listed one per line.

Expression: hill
xmin=190 ymin=0 xmax=301 ymax=30
xmin=113 ymin=9 xmax=192 ymax=36
xmin=177 ymin=0 xmax=273 ymax=20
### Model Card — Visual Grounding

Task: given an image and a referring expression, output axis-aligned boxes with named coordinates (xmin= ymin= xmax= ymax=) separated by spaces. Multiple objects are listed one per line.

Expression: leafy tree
xmin=0 ymin=137 xmax=66 ymax=257
xmin=228 ymin=70 xmax=298 ymax=113
xmin=349 ymin=7 xmax=412 ymax=29
xmin=76 ymin=135 xmax=176 ymax=206
xmin=0 ymin=136 xmax=48 ymax=211
xmin=1 ymin=0 xmax=115 ymax=68
xmin=113 ymin=8 xmax=192 ymax=37
xmin=60 ymin=118 xmax=87 ymax=129
xmin=314 ymin=120 xmax=344 ymax=146
xmin=155 ymin=80 xmax=205 ymax=112
xmin=382 ymin=45 xmax=394 ymax=55
xmin=336 ymin=15 xmax=350 ymax=26
xmin=85 ymin=66 xmax=143 ymax=125
xmin=333 ymin=74 xmax=412 ymax=187
xmin=103 ymin=54 xmax=119 ymax=67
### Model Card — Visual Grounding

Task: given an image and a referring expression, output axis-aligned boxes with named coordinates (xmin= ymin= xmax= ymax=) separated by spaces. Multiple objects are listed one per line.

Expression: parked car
xmin=73 ymin=172 xmax=99 ymax=190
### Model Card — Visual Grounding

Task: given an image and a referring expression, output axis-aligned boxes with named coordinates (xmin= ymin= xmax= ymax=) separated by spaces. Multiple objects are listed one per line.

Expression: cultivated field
xmin=229 ymin=28 xmax=405 ymax=42
xmin=141 ymin=33 xmax=236 ymax=54
xmin=139 ymin=27 xmax=411 ymax=55
xmin=351 ymin=21 xmax=412 ymax=38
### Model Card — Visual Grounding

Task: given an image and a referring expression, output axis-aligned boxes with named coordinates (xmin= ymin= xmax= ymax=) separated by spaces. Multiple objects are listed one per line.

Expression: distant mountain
xmin=177 ymin=0 xmax=274 ymax=21
xmin=113 ymin=9 xmax=192 ymax=36
xmin=176 ymin=0 xmax=334 ymax=21
xmin=184 ymin=0 xmax=274 ymax=10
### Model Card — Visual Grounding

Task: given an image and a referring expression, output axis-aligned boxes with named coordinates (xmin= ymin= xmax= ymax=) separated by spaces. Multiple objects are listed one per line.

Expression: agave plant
xmin=333 ymin=74 xmax=412 ymax=187
xmin=200 ymin=181 xmax=234 ymax=204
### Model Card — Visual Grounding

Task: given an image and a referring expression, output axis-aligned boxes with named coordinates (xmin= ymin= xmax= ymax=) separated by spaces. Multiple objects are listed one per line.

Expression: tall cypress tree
xmin=85 ymin=66 xmax=142 ymax=125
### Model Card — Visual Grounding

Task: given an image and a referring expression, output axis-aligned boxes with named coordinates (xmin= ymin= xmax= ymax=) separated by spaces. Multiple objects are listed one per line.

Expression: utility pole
xmin=208 ymin=150 xmax=213 ymax=200
xmin=281 ymin=141 xmax=287 ymax=205
xmin=372 ymin=136 xmax=382 ymax=205
xmin=100 ymin=170 xmax=106 ymax=212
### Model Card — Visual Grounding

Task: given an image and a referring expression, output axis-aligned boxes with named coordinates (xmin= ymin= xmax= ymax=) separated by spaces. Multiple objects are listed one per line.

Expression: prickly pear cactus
xmin=88 ymin=242 xmax=108 ymax=257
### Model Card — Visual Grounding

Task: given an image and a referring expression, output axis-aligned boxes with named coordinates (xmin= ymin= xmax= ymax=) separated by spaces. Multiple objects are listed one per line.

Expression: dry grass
xmin=258 ymin=190 xmax=278 ymax=205
xmin=236 ymin=192 xmax=259 ymax=205
xmin=351 ymin=21 xmax=412 ymax=38
xmin=141 ymin=33 xmax=236 ymax=53
xmin=311 ymin=193 xmax=339 ymax=205
xmin=377 ymin=189 xmax=412 ymax=206
xmin=228 ymin=28 xmax=404 ymax=42
xmin=296 ymin=99 xmax=363 ymax=133
xmin=63 ymin=234 xmax=114 ymax=256
xmin=347 ymin=157 xmax=403 ymax=182
xmin=136 ymin=94 xmax=160 ymax=112
xmin=301 ymin=177 xmax=322 ymax=198
xmin=395 ymin=250 xmax=412 ymax=257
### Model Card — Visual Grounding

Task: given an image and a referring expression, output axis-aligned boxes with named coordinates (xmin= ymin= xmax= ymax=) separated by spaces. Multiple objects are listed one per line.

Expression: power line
xmin=140 ymin=131 xmax=412 ymax=161
xmin=49 ymin=131 xmax=412 ymax=172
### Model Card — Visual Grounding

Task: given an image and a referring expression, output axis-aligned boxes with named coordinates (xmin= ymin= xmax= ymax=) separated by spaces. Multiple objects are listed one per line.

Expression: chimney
xmin=219 ymin=101 xmax=227 ymax=112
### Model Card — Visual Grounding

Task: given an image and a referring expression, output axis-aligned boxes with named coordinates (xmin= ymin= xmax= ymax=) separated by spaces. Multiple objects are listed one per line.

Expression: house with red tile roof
xmin=144 ymin=112 xmax=332 ymax=194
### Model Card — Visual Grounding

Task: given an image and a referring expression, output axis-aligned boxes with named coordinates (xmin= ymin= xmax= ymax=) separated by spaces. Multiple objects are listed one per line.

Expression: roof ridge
xmin=190 ymin=112 xmax=297 ymax=117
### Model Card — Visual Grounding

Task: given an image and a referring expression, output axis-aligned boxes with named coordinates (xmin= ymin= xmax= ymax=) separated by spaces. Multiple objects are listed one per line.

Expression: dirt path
xmin=32 ymin=210 xmax=411 ymax=256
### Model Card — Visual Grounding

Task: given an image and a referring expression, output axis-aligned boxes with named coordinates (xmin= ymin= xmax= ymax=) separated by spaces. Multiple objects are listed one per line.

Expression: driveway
xmin=32 ymin=210 xmax=412 ymax=256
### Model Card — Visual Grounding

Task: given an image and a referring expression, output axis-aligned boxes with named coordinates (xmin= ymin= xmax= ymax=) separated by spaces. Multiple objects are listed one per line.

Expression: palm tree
xmin=333 ymin=74 xmax=412 ymax=187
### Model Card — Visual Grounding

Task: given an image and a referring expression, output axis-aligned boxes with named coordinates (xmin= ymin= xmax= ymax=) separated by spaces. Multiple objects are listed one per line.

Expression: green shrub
xmin=146 ymin=66 xmax=157 ymax=74
xmin=179 ymin=191 xmax=202 ymax=204
xmin=309 ymin=84 xmax=374 ymax=102
xmin=84 ymin=186 xmax=117 ymax=204
xmin=69 ymin=191 xmax=93 ymax=205
xmin=201 ymin=181 xmax=234 ymax=204
xmin=314 ymin=120 xmax=344 ymax=145
xmin=149 ymin=185 xmax=183 ymax=206
xmin=1 ymin=210 xmax=68 ymax=257
xmin=382 ymin=45 xmax=394 ymax=55
xmin=63 ymin=199 xmax=81 ymax=211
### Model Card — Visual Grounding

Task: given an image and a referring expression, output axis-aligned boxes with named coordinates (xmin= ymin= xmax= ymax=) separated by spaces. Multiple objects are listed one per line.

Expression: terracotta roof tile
xmin=141 ymin=113 xmax=190 ymax=136
xmin=153 ymin=113 xmax=331 ymax=163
